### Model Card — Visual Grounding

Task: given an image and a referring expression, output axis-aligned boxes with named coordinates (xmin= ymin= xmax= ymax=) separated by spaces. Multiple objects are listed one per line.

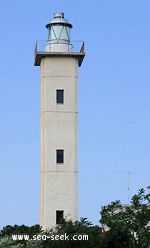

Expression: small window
xmin=56 ymin=149 xmax=64 ymax=164
xmin=56 ymin=89 xmax=64 ymax=104
xmin=56 ymin=210 xmax=64 ymax=224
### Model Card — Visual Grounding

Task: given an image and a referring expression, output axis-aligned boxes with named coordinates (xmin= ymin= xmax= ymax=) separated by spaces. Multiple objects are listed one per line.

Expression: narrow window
xmin=56 ymin=89 xmax=64 ymax=104
xmin=56 ymin=210 xmax=64 ymax=224
xmin=56 ymin=149 xmax=64 ymax=164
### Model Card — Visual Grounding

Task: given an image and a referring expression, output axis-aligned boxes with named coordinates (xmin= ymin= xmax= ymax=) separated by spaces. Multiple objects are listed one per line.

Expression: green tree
xmin=100 ymin=188 xmax=150 ymax=248
xmin=0 ymin=220 xmax=102 ymax=248
xmin=100 ymin=222 xmax=135 ymax=248
xmin=0 ymin=237 xmax=24 ymax=248
xmin=0 ymin=224 xmax=42 ymax=247
xmin=0 ymin=224 xmax=42 ymax=239
xmin=42 ymin=218 xmax=102 ymax=248
xmin=26 ymin=239 xmax=43 ymax=248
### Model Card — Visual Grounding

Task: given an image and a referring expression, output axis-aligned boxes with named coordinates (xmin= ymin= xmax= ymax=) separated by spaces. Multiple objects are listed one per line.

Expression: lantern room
xmin=45 ymin=12 xmax=73 ymax=52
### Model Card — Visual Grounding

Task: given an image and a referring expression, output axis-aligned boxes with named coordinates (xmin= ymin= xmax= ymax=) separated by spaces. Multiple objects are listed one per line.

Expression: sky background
xmin=0 ymin=0 xmax=150 ymax=228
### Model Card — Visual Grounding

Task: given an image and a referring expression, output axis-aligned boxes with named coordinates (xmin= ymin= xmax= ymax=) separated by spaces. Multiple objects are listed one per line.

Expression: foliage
xmin=0 ymin=237 xmax=24 ymax=248
xmin=0 ymin=237 xmax=43 ymax=248
xmin=0 ymin=219 xmax=102 ymax=248
xmin=0 ymin=188 xmax=149 ymax=247
xmin=42 ymin=217 xmax=102 ymax=248
xmin=0 ymin=224 xmax=42 ymax=247
xmin=0 ymin=224 xmax=42 ymax=239
xmin=100 ymin=223 xmax=135 ymax=248
xmin=26 ymin=239 xmax=43 ymax=248
xmin=100 ymin=188 xmax=150 ymax=248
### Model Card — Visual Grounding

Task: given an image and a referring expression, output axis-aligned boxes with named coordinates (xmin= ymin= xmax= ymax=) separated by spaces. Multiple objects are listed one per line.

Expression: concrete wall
xmin=40 ymin=56 xmax=78 ymax=229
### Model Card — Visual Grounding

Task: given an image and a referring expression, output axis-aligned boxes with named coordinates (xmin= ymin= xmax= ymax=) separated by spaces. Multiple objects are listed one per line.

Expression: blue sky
xmin=0 ymin=0 xmax=150 ymax=228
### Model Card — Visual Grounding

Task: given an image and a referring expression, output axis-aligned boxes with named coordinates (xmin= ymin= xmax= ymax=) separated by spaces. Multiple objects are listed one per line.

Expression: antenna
xmin=114 ymin=171 xmax=131 ymax=204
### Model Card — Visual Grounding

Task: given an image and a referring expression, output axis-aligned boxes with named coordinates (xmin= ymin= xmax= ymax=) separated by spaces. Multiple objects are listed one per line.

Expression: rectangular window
xmin=56 ymin=89 xmax=64 ymax=104
xmin=56 ymin=149 xmax=64 ymax=164
xmin=56 ymin=210 xmax=64 ymax=224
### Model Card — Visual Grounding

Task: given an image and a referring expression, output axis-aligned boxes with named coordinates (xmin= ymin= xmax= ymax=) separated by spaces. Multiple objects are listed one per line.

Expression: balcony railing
xmin=35 ymin=40 xmax=84 ymax=54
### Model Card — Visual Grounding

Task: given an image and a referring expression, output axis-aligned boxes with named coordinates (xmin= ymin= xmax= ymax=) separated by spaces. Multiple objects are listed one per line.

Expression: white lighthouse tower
xmin=34 ymin=12 xmax=85 ymax=229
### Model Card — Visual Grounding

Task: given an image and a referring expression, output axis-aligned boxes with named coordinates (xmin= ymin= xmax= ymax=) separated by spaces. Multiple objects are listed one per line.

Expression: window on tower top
xmin=56 ymin=149 xmax=64 ymax=164
xmin=56 ymin=89 xmax=64 ymax=104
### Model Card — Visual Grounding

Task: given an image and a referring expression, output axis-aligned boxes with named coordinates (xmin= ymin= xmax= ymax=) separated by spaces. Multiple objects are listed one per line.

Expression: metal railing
xmin=35 ymin=40 xmax=84 ymax=53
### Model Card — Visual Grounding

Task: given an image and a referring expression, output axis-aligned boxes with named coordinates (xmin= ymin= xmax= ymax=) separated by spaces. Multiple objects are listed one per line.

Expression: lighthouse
xmin=34 ymin=12 xmax=85 ymax=229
